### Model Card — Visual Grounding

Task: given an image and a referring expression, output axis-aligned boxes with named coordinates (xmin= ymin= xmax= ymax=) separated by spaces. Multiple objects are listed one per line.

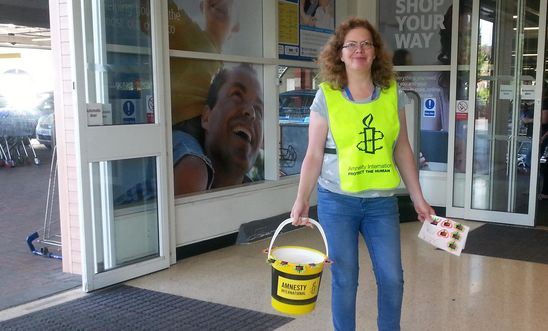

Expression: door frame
xmin=71 ymin=0 xmax=172 ymax=291
xmin=446 ymin=0 xmax=547 ymax=225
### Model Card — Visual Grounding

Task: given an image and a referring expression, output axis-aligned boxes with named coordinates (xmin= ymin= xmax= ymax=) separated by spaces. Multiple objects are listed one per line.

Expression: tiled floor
xmin=3 ymin=220 xmax=548 ymax=330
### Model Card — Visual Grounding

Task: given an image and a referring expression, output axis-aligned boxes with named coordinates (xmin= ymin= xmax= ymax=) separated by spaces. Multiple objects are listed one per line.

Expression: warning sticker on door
xmin=423 ymin=98 xmax=436 ymax=118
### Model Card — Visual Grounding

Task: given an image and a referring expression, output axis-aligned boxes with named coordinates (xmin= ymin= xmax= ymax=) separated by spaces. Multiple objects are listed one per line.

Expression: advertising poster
xmin=379 ymin=0 xmax=452 ymax=66
xmin=162 ymin=0 xmax=262 ymax=127
xmin=166 ymin=0 xmax=265 ymax=195
xmin=279 ymin=0 xmax=336 ymax=61
xmin=170 ymin=61 xmax=265 ymax=196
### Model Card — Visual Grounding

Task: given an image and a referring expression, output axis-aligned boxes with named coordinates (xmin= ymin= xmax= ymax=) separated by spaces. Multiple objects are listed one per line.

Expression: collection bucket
xmin=266 ymin=218 xmax=329 ymax=315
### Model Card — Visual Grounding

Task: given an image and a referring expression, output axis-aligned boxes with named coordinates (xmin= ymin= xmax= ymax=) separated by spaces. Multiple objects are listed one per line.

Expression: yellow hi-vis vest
xmin=321 ymin=81 xmax=401 ymax=193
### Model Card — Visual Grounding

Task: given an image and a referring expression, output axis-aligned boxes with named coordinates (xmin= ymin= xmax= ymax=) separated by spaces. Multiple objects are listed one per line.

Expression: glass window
xmin=278 ymin=66 xmax=319 ymax=176
xmin=91 ymin=157 xmax=159 ymax=273
xmin=105 ymin=52 xmax=154 ymax=125
xmin=396 ymin=71 xmax=450 ymax=172
xmin=89 ymin=0 xmax=155 ymax=126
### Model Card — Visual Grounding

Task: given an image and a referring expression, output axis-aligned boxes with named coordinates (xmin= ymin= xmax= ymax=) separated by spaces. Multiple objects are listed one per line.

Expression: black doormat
xmin=462 ymin=223 xmax=548 ymax=264
xmin=0 ymin=285 xmax=293 ymax=331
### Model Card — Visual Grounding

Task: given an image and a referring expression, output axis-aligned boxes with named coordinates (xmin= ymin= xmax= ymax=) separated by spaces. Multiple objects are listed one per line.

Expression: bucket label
xmin=277 ymin=275 xmax=320 ymax=300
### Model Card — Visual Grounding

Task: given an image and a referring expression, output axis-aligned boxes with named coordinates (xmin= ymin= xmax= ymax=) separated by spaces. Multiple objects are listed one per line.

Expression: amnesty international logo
xmin=356 ymin=114 xmax=384 ymax=154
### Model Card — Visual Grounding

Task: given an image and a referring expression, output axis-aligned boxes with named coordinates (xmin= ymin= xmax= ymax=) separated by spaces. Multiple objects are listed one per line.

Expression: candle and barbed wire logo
xmin=356 ymin=114 xmax=384 ymax=154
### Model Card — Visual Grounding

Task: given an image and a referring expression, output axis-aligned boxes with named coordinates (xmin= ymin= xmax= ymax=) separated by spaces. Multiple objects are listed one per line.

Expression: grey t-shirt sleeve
xmin=310 ymin=88 xmax=328 ymax=119
xmin=396 ymin=83 xmax=408 ymax=111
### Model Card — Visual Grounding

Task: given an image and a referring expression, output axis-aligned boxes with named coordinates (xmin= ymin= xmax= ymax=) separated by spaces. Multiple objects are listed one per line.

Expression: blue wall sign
xmin=423 ymin=98 xmax=436 ymax=117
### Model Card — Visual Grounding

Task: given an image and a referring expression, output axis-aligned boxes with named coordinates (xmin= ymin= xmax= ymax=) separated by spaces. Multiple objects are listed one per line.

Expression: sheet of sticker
xmin=418 ymin=215 xmax=470 ymax=256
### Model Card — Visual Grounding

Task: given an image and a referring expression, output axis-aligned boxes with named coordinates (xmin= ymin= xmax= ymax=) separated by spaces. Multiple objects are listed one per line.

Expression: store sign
xmin=379 ymin=0 xmax=452 ymax=65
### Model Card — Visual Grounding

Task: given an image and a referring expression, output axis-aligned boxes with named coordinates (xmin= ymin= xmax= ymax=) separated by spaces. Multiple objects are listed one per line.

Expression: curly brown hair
xmin=318 ymin=17 xmax=394 ymax=90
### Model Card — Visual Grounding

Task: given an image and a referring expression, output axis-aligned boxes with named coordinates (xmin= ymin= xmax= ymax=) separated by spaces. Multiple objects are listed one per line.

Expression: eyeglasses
xmin=342 ymin=41 xmax=375 ymax=51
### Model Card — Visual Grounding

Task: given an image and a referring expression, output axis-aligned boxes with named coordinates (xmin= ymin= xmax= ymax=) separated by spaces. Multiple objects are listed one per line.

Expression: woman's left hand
xmin=414 ymin=198 xmax=436 ymax=223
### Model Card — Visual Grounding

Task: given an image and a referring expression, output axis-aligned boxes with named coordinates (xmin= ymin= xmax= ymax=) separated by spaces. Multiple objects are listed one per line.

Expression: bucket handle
xmin=267 ymin=218 xmax=329 ymax=260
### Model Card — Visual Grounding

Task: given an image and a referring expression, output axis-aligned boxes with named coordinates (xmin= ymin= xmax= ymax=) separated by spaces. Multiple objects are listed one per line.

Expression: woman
xmin=291 ymin=18 xmax=434 ymax=331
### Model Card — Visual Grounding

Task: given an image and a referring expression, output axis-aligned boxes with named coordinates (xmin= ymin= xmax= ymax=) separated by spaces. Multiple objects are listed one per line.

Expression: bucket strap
xmin=267 ymin=218 xmax=329 ymax=260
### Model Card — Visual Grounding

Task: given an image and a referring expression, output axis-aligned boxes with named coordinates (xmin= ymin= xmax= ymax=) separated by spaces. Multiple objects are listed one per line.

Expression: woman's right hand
xmin=290 ymin=198 xmax=313 ymax=227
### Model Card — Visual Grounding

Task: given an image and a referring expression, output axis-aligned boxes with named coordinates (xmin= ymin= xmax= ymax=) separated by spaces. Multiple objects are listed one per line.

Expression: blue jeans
xmin=317 ymin=186 xmax=403 ymax=331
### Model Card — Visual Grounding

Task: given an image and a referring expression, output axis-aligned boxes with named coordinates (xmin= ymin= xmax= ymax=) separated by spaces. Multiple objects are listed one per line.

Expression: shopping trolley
xmin=26 ymin=144 xmax=62 ymax=259
xmin=0 ymin=110 xmax=40 ymax=167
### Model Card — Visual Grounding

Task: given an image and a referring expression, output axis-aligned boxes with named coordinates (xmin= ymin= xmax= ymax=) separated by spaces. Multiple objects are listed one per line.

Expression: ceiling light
xmin=512 ymin=27 xmax=539 ymax=31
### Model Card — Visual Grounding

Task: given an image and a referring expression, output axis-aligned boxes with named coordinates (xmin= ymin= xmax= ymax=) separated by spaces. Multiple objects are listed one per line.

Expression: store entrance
xmin=447 ymin=0 xmax=547 ymax=225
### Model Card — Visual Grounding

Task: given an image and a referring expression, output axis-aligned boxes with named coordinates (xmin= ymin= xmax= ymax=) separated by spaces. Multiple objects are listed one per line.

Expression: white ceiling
xmin=0 ymin=0 xmax=50 ymax=49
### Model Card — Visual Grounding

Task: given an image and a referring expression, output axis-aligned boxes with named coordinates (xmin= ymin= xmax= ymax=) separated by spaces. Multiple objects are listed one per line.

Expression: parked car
xmin=279 ymin=89 xmax=316 ymax=123
xmin=35 ymin=91 xmax=54 ymax=116
xmin=35 ymin=113 xmax=54 ymax=149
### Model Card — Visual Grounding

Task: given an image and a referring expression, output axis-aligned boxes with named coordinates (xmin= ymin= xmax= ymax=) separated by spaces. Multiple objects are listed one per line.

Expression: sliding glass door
xmin=448 ymin=0 xmax=547 ymax=225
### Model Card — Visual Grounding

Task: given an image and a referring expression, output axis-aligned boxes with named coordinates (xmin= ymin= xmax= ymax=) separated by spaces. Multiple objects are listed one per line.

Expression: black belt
xmin=324 ymin=148 xmax=337 ymax=154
